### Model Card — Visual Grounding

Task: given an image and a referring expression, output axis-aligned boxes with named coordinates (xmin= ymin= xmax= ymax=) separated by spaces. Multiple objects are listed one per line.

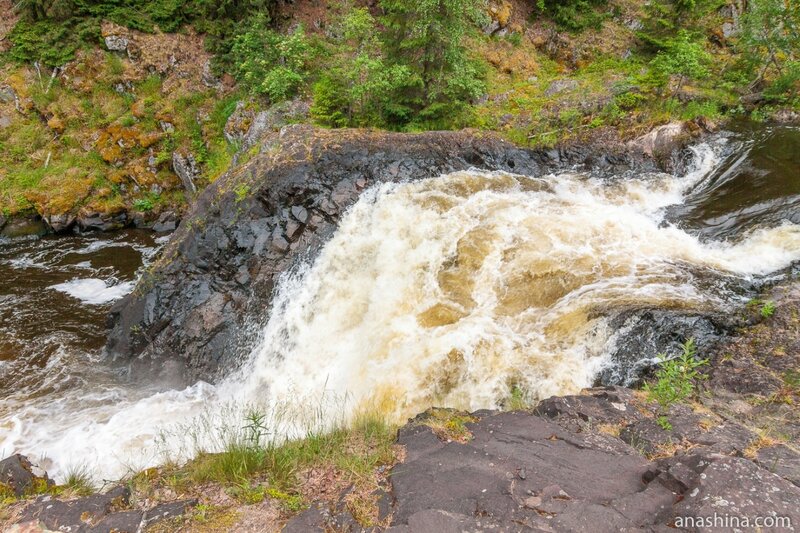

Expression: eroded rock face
xmin=107 ymin=126 xmax=655 ymax=382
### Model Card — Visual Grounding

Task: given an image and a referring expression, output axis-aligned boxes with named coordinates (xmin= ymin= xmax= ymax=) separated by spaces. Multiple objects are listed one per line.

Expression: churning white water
xmin=3 ymin=140 xmax=800 ymax=481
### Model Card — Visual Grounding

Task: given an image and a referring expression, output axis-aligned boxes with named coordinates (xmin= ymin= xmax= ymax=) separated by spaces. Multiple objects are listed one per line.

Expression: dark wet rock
xmin=0 ymin=455 xmax=52 ymax=497
xmin=390 ymin=411 xmax=653 ymax=530
xmin=671 ymin=455 xmax=800 ymax=529
xmin=383 ymin=406 xmax=800 ymax=531
xmin=14 ymin=485 xmax=194 ymax=533
xmin=599 ymin=309 xmax=731 ymax=386
xmin=152 ymin=211 xmax=179 ymax=233
xmin=88 ymin=510 xmax=143 ymax=533
xmin=534 ymin=386 xmax=644 ymax=432
xmin=17 ymin=485 xmax=131 ymax=532
xmin=755 ymin=445 xmax=800 ymax=488
xmin=386 ymin=510 xmax=485 ymax=532
xmin=620 ymin=404 xmax=757 ymax=456
xmin=708 ymin=355 xmax=784 ymax=395
xmin=106 ymin=126 xmax=671 ymax=382
xmin=0 ymin=214 xmax=6 ymax=232
xmin=45 ymin=213 xmax=76 ymax=233
xmin=283 ymin=502 xmax=329 ymax=532
xmin=283 ymin=499 xmax=364 ymax=533
xmin=0 ymin=217 xmax=48 ymax=238
xmin=76 ymin=212 xmax=127 ymax=232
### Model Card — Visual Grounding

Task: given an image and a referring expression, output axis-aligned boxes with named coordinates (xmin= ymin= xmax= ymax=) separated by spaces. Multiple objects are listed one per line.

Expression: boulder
xmin=0 ymin=84 xmax=17 ymax=104
xmin=382 ymin=407 xmax=800 ymax=531
xmin=103 ymin=35 xmax=129 ymax=53
xmin=599 ymin=309 xmax=733 ymax=386
xmin=15 ymin=484 xmax=196 ymax=533
xmin=755 ymin=444 xmax=800 ymax=488
xmin=545 ymin=78 xmax=579 ymax=96
xmin=45 ymin=213 xmax=76 ymax=233
xmin=0 ymin=455 xmax=52 ymax=497
xmin=172 ymin=152 xmax=199 ymax=196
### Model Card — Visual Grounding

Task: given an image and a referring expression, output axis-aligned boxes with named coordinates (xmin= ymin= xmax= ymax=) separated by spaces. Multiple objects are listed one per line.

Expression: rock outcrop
xmin=0 ymin=455 xmax=52 ymax=498
xmin=284 ymin=387 xmax=800 ymax=532
xmin=106 ymin=126 xmax=659 ymax=383
xmin=6 ymin=485 xmax=196 ymax=533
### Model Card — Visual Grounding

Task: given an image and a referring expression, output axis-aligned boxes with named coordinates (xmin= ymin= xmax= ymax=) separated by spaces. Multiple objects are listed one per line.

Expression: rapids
xmin=1 ymin=125 xmax=800 ymax=481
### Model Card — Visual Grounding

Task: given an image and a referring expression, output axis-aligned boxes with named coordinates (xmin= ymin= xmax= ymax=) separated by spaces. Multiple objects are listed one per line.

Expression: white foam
xmin=49 ymin=278 xmax=135 ymax=305
xmin=5 ymin=141 xmax=800 ymax=481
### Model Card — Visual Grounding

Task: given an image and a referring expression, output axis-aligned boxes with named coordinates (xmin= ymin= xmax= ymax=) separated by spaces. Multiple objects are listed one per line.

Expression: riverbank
xmin=1 ymin=0 xmax=798 ymax=236
xmin=2 ymin=279 xmax=799 ymax=531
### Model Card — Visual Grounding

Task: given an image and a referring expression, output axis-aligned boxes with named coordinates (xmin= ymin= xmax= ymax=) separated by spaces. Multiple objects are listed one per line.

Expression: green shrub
xmin=760 ymin=300 xmax=776 ymax=318
xmin=9 ymin=0 xmax=278 ymax=67
xmin=643 ymin=339 xmax=709 ymax=428
xmin=380 ymin=0 xmax=487 ymax=126
xmin=648 ymin=30 xmax=710 ymax=95
xmin=229 ymin=15 xmax=313 ymax=102
xmin=534 ymin=0 xmax=609 ymax=32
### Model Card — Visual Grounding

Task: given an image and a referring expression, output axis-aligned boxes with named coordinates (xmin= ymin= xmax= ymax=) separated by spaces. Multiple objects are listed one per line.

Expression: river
xmin=1 ymin=123 xmax=799 ymax=481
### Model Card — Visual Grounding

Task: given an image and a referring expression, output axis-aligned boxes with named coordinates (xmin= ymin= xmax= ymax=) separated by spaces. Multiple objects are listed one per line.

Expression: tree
xmin=230 ymin=15 xmax=313 ymax=103
xmin=739 ymin=0 xmax=800 ymax=95
xmin=380 ymin=0 xmax=488 ymax=124
xmin=649 ymin=30 xmax=711 ymax=95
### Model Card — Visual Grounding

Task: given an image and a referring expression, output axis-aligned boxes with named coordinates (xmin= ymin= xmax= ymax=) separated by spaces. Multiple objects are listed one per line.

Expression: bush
xmin=310 ymin=6 xmax=418 ymax=128
xmin=229 ymin=15 xmax=313 ymax=102
xmin=380 ymin=0 xmax=487 ymax=126
xmin=648 ymin=30 xmax=710 ymax=95
xmin=534 ymin=0 xmax=609 ymax=32
xmin=9 ymin=0 xmax=278 ymax=67
xmin=643 ymin=339 xmax=708 ymax=429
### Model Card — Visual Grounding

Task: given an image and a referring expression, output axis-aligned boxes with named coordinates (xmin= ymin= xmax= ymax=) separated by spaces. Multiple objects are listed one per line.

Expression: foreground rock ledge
xmin=106 ymin=125 xmax=669 ymax=383
xmin=284 ymin=386 xmax=800 ymax=532
xmin=5 ymin=385 xmax=800 ymax=532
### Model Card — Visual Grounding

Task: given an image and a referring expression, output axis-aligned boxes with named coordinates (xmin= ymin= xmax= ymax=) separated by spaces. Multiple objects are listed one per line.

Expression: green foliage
xmin=311 ymin=6 xmax=416 ymax=128
xmin=535 ymin=0 xmax=610 ymax=32
xmin=10 ymin=0 xmax=278 ymax=66
xmin=7 ymin=19 xmax=86 ymax=66
xmin=503 ymin=385 xmax=532 ymax=411
xmin=230 ymin=15 xmax=313 ymax=102
xmin=59 ymin=464 xmax=95 ymax=496
xmin=760 ymin=300 xmax=776 ymax=318
xmin=643 ymin=339 xmax=709 ymax=415
xmin=380 ymin=0 xmax=488 ymax=125
xmin=133 ymin=193 xmax=160 ymax=212
xmin=738 ymin=0 xmax=800 ymax=99
xmin=656 ymin=415 xmax=673 ymax=431
xmin=265 ymin=487 xmax=305 ymax=512
xmin=649 ymin=30 xmax=711 ymax=94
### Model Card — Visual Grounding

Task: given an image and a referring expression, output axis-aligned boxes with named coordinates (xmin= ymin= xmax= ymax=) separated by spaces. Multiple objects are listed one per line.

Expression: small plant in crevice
xmin=643 ymin=338 xmax=709 ymax=431
xmin=760 ymin=300 xmax=776 ymax=319
xmin=57 ymin=464 xmax=96 ymax=497
xmin=503 ymin=384 xmax=532 ymax=411
xmin=234 ymin=183 xmax=251 ymax=203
